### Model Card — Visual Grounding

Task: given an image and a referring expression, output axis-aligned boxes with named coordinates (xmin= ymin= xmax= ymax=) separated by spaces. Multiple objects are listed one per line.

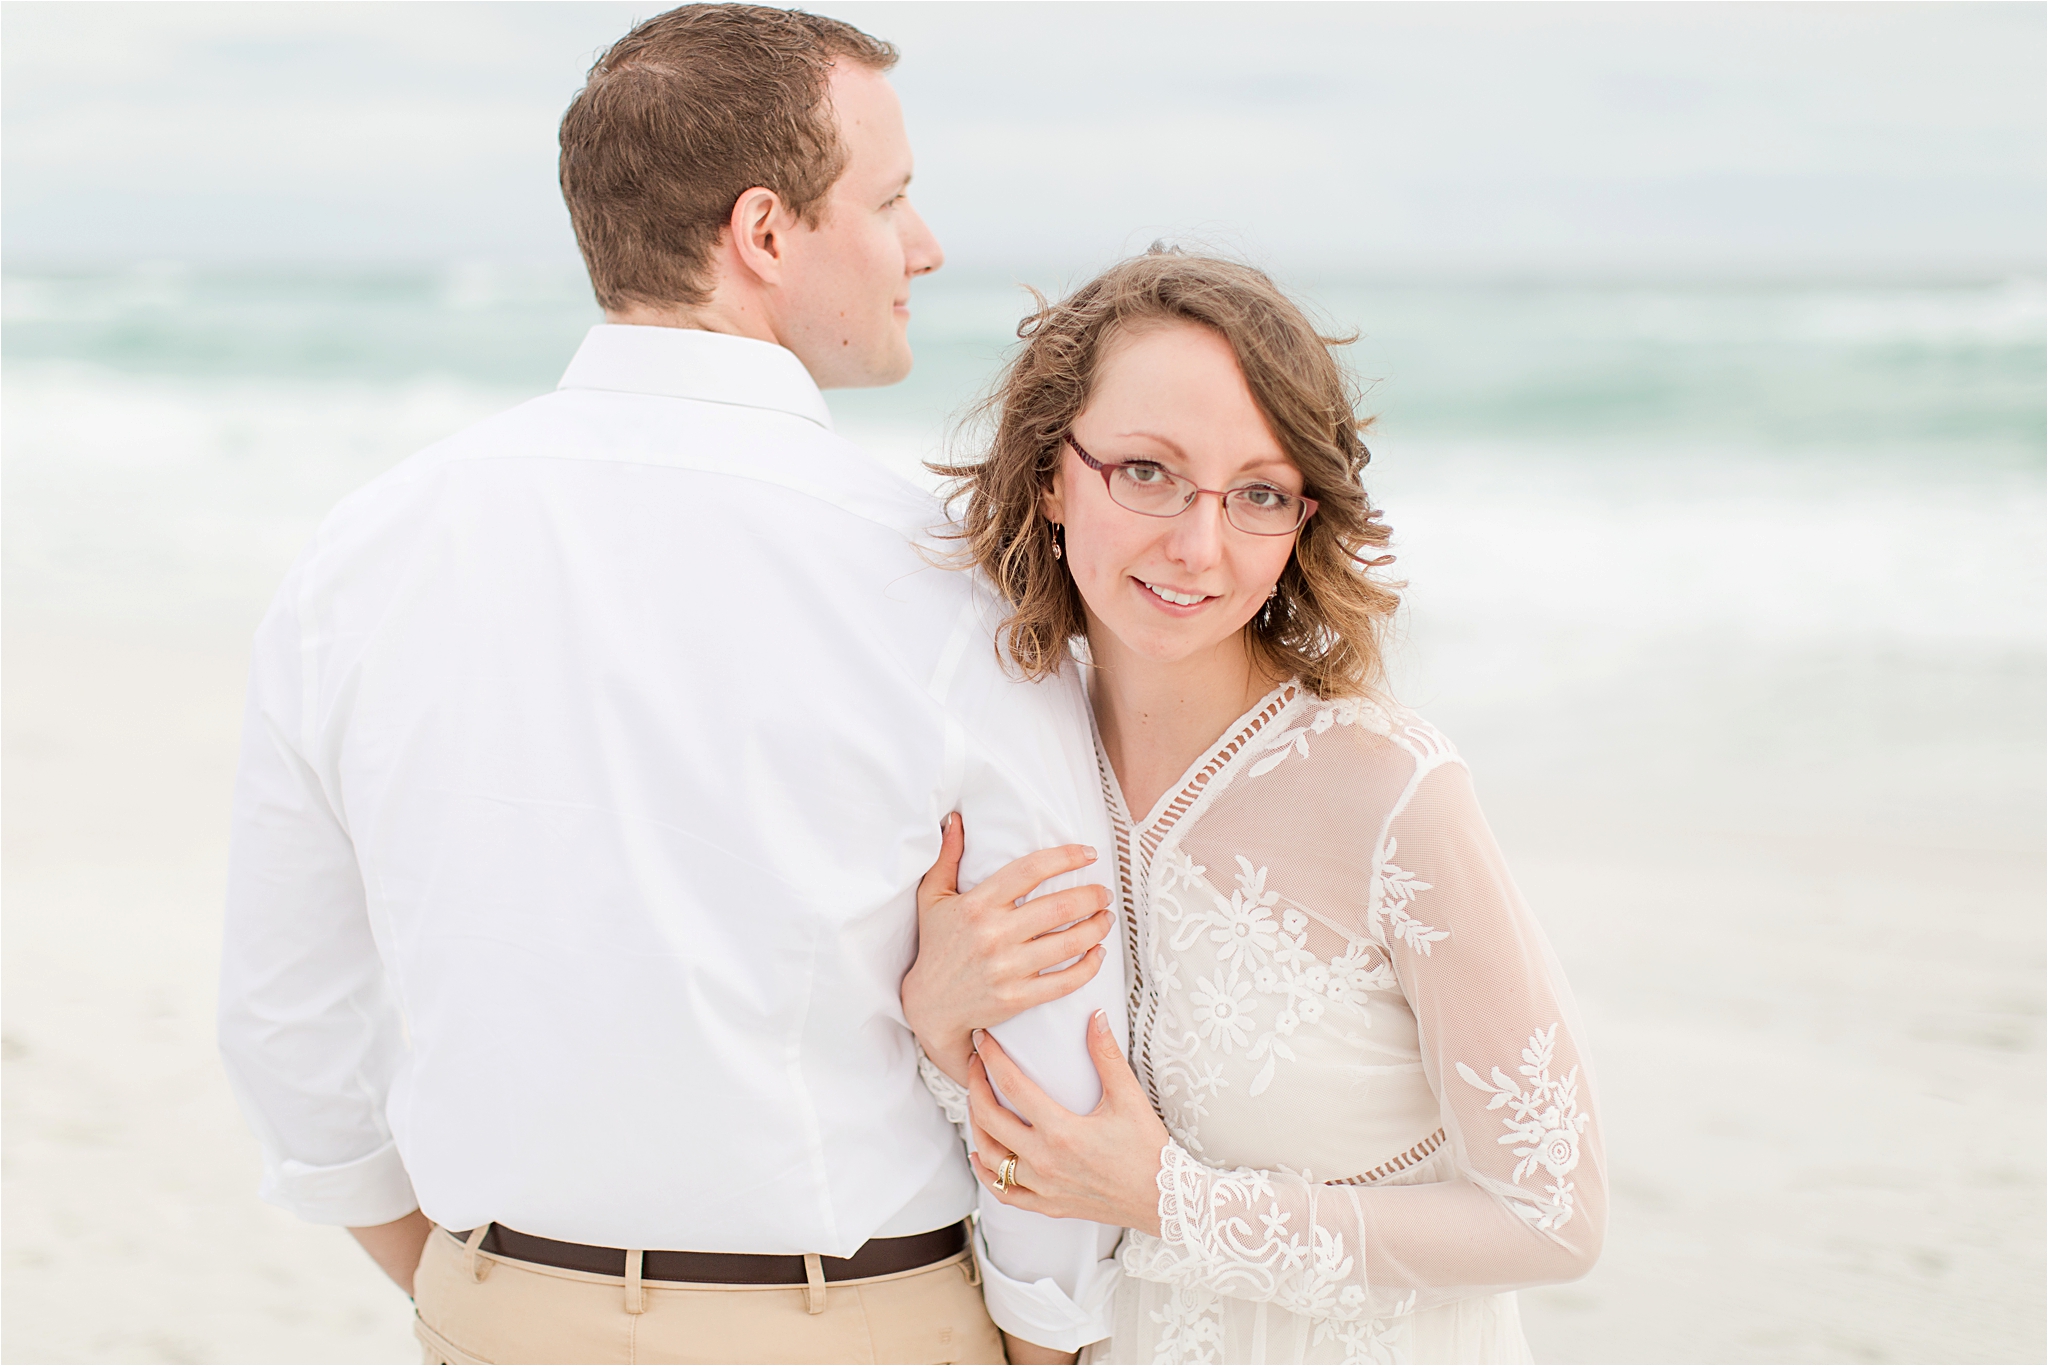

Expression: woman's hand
xmin=966 ymin=1010 xmax=1170 ymax=1235
xmin=902 ymin=813 xmax=1114 ymax=1085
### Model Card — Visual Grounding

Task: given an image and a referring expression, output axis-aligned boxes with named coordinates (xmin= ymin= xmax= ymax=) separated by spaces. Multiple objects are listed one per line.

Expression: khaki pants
xmin=413 ymin=1225 xmax=1006 ymax=1365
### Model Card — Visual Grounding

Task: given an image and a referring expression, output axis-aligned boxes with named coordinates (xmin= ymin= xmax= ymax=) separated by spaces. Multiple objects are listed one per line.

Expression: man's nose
xmin=903 ymin=203 xmax=944 ymax=277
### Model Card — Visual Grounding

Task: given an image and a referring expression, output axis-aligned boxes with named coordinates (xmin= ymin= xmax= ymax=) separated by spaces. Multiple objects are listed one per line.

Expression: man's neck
xmin=604 ymin=298 xmax=782 ymax=349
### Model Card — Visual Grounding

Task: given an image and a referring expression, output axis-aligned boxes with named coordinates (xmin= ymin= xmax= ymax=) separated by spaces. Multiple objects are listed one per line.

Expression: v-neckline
xmin=1098 ymin=681 xmax=1300 ymax=861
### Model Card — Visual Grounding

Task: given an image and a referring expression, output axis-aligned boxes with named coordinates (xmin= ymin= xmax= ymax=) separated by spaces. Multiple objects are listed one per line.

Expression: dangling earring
xmin=1051 ymin=523 xmax=1064 ymax=560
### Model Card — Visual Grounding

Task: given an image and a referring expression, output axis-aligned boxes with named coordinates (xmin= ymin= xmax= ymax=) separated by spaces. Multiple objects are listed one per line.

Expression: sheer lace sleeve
xmin=1126 ymin=756 xmax=1606 ymax=1321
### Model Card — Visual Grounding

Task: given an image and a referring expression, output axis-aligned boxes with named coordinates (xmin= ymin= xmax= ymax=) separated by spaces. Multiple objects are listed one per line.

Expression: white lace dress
xmin=929 ymin=682 xmax=1606 ymax=1364
xmin=1088 ymin=683 xmax=1606 ymax=1364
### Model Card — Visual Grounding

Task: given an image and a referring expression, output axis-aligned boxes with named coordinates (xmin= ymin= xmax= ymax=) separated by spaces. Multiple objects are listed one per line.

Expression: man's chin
xmin=875 ymin=347 xmax=915 ymax=386
xmin=819 ymin=344 xmax=914 ymax=390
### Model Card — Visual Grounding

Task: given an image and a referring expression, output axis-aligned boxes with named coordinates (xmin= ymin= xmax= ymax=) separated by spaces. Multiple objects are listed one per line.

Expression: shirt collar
xmin=557 ymin=324 xmax=835 ymax=431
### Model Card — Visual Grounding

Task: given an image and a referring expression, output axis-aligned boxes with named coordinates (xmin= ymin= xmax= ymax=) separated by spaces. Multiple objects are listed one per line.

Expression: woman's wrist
xmin=901 ymin=967 xmax=971 ymax=1085
xmin=908 ymin=1013 xmax=974 ymax=1087
xmin=923 ymin=1036 xmax=973 ymax=1087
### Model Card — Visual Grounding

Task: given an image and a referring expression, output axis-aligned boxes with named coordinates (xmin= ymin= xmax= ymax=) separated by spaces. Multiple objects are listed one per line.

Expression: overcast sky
xmin=3 ymin=1 xmax=2042 ymax=279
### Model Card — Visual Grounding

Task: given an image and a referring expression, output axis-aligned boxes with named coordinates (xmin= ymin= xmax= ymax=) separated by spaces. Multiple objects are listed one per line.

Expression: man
xmin=218 ymin=7 xmax=1122 ymax=1362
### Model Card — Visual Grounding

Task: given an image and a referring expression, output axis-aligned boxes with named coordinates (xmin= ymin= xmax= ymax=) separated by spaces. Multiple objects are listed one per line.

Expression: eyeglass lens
xmin=1108 ymin=465 xmax=1305 ymax=535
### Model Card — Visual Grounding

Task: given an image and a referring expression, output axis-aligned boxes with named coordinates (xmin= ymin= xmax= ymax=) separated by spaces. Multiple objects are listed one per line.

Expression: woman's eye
xmin=1124 ymin=465 xmax=1170 ymax=486
xmin=1239 ymin=486 xmax=1287 ymax=509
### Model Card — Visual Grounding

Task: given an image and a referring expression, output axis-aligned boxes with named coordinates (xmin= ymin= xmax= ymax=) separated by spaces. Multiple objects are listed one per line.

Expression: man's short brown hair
xmin=559 ymin=4 xmax=898 ymax=312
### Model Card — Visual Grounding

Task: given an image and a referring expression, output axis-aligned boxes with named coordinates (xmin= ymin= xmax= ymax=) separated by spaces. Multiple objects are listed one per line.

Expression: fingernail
xmin=1083 ymin=846 xmax=1098 ymax=861
xmin=971 ymin=1028 xmax=984 ymax=1051
xmin=1092 ymin=1009 xmax=1108 ymax=1028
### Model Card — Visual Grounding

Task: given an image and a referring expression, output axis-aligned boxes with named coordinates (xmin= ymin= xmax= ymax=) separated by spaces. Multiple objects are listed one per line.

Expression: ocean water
xmin=4 ymin=265 xmax=2043 ymax=1360
xmin=6 ymin=266 xmax=2041 ymax=816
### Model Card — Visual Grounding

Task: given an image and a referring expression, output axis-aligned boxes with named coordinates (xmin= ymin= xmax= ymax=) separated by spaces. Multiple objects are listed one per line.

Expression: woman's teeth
xmin=1145 ymin=582 xmax=1207 ymax=607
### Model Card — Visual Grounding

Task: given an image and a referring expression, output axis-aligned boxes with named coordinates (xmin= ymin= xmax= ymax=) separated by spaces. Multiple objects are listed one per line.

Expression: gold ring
xmin=997 ymin=1154 xmax=1019 ymax=1192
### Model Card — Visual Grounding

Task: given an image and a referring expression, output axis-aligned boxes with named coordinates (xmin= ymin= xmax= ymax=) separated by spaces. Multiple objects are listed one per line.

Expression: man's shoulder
xmin=314 ymin=386 xmax=948 ymax=548
xmin=462 ymin=387 xmax=942 ymax=535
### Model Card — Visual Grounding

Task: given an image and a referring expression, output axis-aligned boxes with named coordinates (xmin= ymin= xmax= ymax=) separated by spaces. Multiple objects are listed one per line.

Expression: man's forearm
xmin=1003 ymin=1331 xmax=1080 ymax=1364
xmin=348 ymin=1209 xmax=434 ymax=1297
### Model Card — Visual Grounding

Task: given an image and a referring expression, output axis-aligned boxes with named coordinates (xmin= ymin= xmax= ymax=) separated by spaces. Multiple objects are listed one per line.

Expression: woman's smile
xmin=1137 ymin=578 xmax=1216 ymax=611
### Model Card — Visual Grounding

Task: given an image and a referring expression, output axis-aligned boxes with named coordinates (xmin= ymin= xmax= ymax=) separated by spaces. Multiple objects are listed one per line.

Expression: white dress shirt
xmin=218 ymin=324 xmax=1122 ymax=1347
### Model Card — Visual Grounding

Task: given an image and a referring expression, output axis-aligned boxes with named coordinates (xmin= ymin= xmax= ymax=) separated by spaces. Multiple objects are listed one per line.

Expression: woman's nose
xmin=1162 ymin=492 xmax=1229 ymax=568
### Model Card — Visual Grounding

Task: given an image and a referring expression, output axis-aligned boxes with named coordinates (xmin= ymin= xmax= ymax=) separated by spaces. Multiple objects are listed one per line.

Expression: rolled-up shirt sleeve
xmin=972 ymin=985 xmax=1127 ymax=1352
xmin=933 ymin=604 xmax=1127 ymax=1351
xmin=919 ymin=1023 xmax=1126 ymax=1354
xmin=218 ymin=563 xmax=416 ymax=1228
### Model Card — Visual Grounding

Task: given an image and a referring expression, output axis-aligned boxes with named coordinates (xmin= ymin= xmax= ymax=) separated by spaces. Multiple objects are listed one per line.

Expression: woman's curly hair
xmin=931 ymin=252 xmax=1400 ymax=700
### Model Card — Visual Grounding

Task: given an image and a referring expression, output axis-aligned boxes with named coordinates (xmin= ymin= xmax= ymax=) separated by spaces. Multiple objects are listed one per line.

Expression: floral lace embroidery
xmin=1246 ymin=698 xmax=1392 ymax=778
xmin=1312 ymin=1291 xmax=1415 ymax=1364
xmin=1455 ymin=1022 xmax=1588 ymax=1232
xmin=1144 ymin=1140 xmax=1382 ymax=1323
xmin=1147 ymin=848 xmax=1223 ymax=1153
xmin=1148 ymin=1281 xmax=1227 ymax=1363
xmin=1153 ymin=849 xmax=1384 ymax=1126
xmin=1136 ymin=699 xmax=1459 ymax=1151
xmin=1370 ymin=839 xmax=1449 ymax=957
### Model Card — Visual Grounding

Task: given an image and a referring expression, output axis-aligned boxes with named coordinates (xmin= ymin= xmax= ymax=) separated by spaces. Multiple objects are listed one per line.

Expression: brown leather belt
xmin=452 ymin=1219 xmax=969 ymax=1285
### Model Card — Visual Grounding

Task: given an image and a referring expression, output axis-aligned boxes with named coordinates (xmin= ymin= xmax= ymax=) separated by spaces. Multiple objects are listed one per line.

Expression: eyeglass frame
xmin=1063 ymin=432 xmax=1319 ymax=536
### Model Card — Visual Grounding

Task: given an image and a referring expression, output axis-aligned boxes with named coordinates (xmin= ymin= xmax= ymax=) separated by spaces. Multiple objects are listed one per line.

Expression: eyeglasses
xmin=1064 ymin=433 xmax=1318 ymax=536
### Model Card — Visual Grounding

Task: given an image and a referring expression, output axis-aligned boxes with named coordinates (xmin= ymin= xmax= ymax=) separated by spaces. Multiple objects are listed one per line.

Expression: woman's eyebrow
xmin=1111 ymin=430 xmax=1189 ymax=459
xmin=1234 ymin=455 xmax=1297 ymax=479
xmin=1115 ymin=431 xmax=1295 ymax=479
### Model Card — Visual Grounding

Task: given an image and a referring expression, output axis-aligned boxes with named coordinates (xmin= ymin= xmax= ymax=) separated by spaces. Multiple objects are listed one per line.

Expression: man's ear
xmin=728 ymin=186 xmax=790 ymax=287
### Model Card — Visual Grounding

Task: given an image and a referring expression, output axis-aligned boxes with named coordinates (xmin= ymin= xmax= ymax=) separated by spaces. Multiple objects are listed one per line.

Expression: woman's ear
xmin=1039 ymin=469 xmax=1067 ymax=526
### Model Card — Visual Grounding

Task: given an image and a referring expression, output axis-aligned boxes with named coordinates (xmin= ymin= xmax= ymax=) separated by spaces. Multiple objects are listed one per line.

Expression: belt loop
xmin=623 ymin=1249 xmax=645 ymax=1315
xmin=961 ymin=1215 xmax=983 ymax=1287
xmin=803 ymin=1253 xmax=827 ymax=1315
xmin=463 ymin=1224 xmax=494 ymax=1283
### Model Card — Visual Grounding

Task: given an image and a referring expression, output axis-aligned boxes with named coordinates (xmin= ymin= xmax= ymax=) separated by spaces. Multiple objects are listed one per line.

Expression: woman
xmin=905 ymin=253 xmax=1604 ymax=1364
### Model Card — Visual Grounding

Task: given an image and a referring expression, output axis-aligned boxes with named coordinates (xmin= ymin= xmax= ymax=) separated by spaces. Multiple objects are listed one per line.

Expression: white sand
xmin=5 ymin=608 xmax=2041 ymax=1364
xmin=3 ymin=620 xmax=419 ymax=1363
